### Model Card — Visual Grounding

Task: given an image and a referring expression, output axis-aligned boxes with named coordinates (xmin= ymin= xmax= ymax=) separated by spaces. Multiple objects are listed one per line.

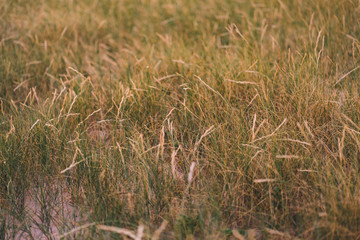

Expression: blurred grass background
xmin=1 ymin=0 xmax=360 ymax=239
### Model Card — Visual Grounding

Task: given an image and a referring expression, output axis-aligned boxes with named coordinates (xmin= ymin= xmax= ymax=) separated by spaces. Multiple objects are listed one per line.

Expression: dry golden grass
xmin=1 ymin=0 xmax=360 ymax=239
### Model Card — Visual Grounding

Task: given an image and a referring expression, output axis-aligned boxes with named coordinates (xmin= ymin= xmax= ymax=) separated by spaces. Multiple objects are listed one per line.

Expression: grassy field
xmin=1 ymin=0 xmax=360 ymax=239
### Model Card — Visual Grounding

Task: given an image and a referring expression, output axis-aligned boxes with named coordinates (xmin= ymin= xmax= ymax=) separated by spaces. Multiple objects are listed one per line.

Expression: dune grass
xmin=1 ymin=0 xmax=360 ymax=239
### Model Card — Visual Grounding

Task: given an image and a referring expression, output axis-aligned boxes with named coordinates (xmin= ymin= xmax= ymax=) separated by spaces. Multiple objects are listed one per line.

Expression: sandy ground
xmin=4 ymin=182 xmax=86 ymax=240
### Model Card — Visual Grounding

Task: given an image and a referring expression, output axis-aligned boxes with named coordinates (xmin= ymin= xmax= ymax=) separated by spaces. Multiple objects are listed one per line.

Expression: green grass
xmin=1 ymin=0 xmax=360 ymax=239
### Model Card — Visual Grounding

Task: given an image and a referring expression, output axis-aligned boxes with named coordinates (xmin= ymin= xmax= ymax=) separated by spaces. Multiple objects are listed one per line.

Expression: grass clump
xmin=1 ymin=0 xmax=360 ymax=239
